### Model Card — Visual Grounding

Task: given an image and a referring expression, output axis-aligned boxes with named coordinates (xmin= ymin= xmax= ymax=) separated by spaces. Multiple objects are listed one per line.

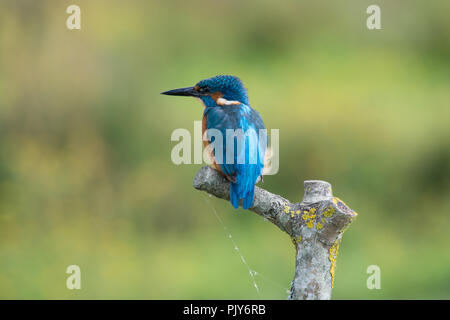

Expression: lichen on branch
xmin=193 ymin=166 xmax=357 ymax=300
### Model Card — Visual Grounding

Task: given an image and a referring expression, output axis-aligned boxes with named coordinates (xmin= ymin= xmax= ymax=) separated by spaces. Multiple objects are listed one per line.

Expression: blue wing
xmin=204 ymin=104 xmax=266 ymax=209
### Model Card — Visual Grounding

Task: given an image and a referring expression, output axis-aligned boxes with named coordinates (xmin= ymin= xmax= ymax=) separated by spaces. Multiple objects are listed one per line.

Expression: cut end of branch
xmin=193 ymin=166 xmax=230 ymax=199
xmin=302 ymin=180 xmax=333 ymax=204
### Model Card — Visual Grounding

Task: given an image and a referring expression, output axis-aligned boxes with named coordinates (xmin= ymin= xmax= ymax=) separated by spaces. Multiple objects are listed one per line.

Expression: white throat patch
xmin=216 ymin=97 xmax=241 ymax=106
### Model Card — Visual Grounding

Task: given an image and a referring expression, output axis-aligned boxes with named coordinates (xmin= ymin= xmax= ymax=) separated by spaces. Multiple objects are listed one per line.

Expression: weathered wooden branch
xmin=193 ymin=166 xmax=357 ymax=300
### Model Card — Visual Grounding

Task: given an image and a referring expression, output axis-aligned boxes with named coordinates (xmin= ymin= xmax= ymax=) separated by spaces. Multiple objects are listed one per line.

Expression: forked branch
xmin=193 ymin=166 xmax=357 ymax=300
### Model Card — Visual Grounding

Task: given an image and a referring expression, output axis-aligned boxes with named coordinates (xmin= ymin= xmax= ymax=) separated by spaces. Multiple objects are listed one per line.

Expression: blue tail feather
xmin=230 ymin=183 xmax=240 ymax=209
xmin=230 ymin=181 xmax=255 ymax=210
xmin=242 ymin=187 xmax=255 ymax=210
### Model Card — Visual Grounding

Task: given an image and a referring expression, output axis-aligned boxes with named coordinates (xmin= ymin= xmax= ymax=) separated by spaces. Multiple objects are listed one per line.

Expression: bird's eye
xmin=198 ymin=87 xmax=209 ymax=94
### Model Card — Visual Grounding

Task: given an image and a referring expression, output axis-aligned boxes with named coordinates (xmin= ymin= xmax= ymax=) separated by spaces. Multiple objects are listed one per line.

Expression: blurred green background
xmin=0 ymin=0 xmax=449 ymax=299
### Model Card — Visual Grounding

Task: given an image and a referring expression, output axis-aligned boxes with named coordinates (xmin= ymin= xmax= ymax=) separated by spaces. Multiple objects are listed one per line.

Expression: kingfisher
xmin=162 ymin=75 xmax=267 ymax=210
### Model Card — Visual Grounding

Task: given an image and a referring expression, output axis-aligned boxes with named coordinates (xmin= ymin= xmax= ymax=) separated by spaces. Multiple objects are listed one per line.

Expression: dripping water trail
xmin=253 ymin=271 xmax=290 ymax=295
xmin=202 ymin=194 xmax=261 ymax=297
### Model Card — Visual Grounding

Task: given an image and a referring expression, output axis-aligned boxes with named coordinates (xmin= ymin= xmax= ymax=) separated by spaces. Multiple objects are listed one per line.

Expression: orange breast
xmin=202 ymin=114 xmax=224 ymax=175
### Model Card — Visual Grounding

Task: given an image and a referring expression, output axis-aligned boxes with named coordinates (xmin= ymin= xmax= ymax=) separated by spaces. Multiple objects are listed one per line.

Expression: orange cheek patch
xmin=209 ymin=92 xmax=240 ymax=106
xmin=203 ymin=91 xmax=241 ymax=106
xmin=210 ymin=91 xmax=224 ymax=102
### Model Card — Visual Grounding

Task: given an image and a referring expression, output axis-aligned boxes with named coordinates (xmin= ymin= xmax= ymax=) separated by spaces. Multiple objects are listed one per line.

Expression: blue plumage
xmin=162 ymin=75 xmax=267 ymax=209
xmin=204 ymin=104 xmax=266 ymax=209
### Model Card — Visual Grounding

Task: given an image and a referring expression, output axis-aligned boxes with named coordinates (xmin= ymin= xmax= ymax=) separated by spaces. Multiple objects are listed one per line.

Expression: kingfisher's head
xmin=161 ymin=75 xmax=249 ymax=108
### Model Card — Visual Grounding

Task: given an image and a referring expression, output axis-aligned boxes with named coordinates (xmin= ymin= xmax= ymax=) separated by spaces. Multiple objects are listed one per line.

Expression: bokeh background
xmin=0 ymin=0 xmax=449 ymax=299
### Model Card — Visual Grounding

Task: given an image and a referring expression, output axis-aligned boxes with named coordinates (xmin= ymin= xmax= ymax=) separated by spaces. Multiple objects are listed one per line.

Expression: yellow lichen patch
xmin=333 ymin=197 xmax=358 ymax=216
xmin=296 ymin=235 xmax=302 ymax=243
xmin=332 ymin=197 xmax=348 ymax=207
xmin=329 ymin=240 xmax=341 ymax=288
xmin=316 ymin=222 xmax=323 ymax=230
xmin=283 ymin=205 xmax=290 ymax=214
xmin=322 ymin=206 xmax=335 ymax=218
xmin=301 ymin=208 xmax=317 ymax=229
xmin=296 ymin=210 xmax=301 ymax=215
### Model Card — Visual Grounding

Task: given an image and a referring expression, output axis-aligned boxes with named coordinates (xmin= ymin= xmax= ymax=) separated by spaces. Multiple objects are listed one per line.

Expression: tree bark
xmin=193 ymin=166 xmax=357 ymax=300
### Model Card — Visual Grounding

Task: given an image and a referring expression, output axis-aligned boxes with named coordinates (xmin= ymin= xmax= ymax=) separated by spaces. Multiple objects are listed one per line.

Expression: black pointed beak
xmin=161 ymin=86 xmax=199 ymax=97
